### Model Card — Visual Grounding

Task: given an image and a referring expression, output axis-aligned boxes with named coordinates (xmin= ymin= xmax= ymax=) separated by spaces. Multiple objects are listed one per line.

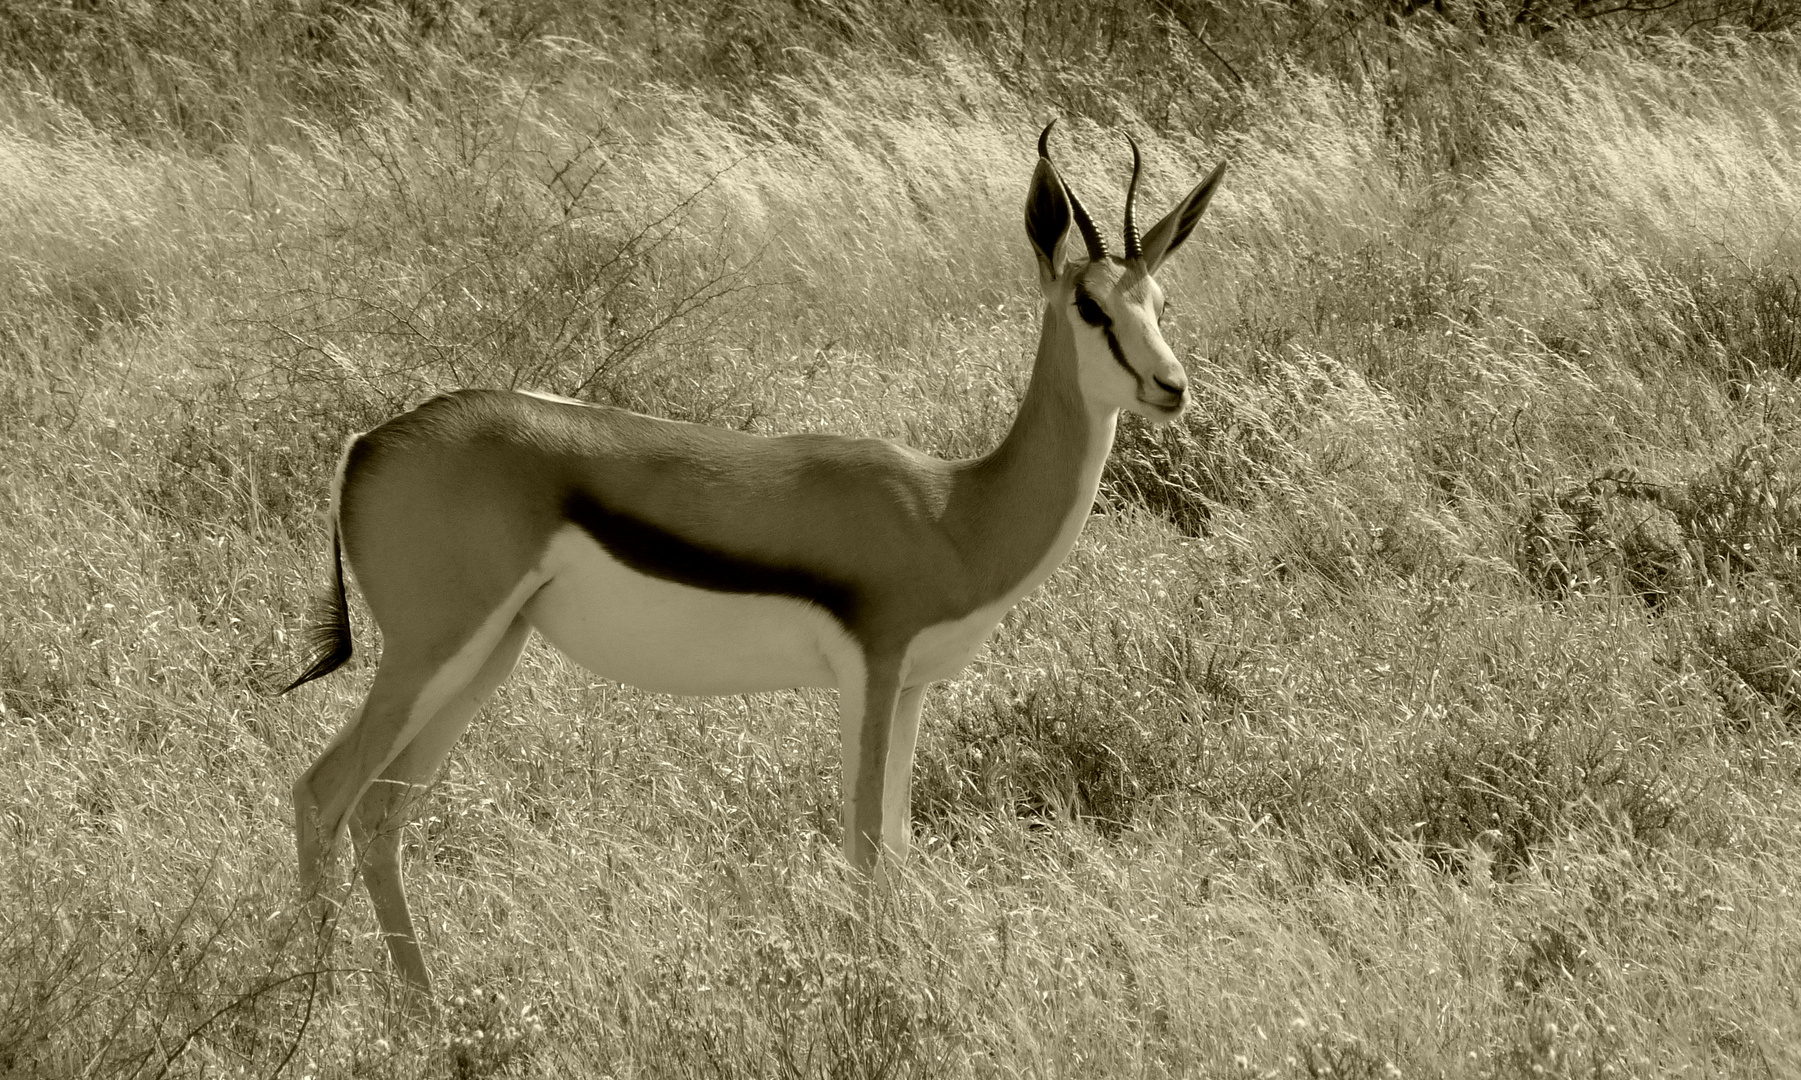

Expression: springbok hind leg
xmin=293 ymin=606 xmax=528 ymax=980
xmin=293 ymin=658 xmax=444 ymax=942
xmin=350 ymin=616 xmax=531 ymax=1009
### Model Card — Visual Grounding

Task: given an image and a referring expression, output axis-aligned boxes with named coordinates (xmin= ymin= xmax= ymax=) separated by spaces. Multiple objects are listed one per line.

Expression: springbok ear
xmin=1024 ymin=157 xmax=1072 ymax=291
xmin=1137 ymin=161 xmax=1226 ymax=275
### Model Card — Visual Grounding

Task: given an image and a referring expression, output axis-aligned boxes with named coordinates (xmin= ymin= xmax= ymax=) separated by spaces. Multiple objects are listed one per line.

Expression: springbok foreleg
xmin=879 ymin=684 xmax=927 ymax=869
xmin=840 ymin=662 xmax=927 ymax=875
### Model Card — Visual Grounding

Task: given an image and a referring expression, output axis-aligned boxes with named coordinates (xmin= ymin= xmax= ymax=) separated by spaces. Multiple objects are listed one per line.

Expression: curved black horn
xmin=1123 ymin=134 xmax=1144 ymax=261
xmin=1039 ymin=119 xmax=1108 ymax=262
xmin=1066 ymin=182 xmax=1108 ymax=263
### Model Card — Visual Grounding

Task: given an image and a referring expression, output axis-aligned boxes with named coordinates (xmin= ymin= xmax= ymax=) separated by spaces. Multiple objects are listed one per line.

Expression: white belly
xmin=523 ymin=527 xmax=859 ymax=695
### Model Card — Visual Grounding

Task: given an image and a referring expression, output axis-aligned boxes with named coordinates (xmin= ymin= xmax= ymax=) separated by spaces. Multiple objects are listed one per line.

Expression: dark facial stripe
xmin=563 ymin=489 xmax=860 ymax=630
xmin=1101 ymin=324 xmax=1145 ymax=392
xmin=1074 ymin=280 xmax=1145 ymax=392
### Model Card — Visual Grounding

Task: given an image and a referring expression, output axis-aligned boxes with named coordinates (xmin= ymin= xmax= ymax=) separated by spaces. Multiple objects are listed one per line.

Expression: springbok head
xmin=1025 ymin=120 xmax=1226 ymax=425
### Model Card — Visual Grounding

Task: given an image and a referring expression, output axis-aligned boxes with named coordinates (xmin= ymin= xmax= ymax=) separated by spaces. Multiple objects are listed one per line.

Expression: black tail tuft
xmin=282 ymin=530 xmax=354 ymax=693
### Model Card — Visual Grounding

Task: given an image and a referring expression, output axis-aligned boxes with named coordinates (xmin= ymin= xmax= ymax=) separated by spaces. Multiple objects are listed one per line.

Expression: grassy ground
xmin=3 ymin=2 xmax=1800 ymax=1076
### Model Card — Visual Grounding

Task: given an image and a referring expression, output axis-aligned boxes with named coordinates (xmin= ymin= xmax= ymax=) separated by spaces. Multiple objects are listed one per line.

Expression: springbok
xmin=284 ymin=121 xmax=1225 ymax=1000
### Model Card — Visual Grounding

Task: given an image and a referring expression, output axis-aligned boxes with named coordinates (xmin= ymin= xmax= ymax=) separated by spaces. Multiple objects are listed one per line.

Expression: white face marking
xmin=523 ymin=527 xmax=862 ymax=695
xmin=1069 ymin=266 xmax=1187 ymax=425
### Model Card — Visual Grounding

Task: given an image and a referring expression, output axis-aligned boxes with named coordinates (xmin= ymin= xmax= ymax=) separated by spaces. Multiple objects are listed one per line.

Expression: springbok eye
xmin=1074 ymin=293 xmax=1109 ymax=328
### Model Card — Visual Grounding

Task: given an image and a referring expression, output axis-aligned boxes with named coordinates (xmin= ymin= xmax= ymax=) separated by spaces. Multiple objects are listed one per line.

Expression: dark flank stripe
xmin=562 ymin=489 xmax=861 ymax=630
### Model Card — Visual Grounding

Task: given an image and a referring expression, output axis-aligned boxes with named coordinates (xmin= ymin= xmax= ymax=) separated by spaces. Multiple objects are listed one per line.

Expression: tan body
xmin=283 ymin=122 xmax=1226 ymax=1009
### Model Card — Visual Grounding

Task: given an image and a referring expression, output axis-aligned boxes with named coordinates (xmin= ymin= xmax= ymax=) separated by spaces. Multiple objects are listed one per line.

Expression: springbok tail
xmin=282 ymin=527 xmax=353 ymax=693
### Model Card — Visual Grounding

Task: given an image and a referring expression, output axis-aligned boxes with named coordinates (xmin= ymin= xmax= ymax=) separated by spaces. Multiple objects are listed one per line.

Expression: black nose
xmin=1152 ymin=374 xmax=1186 ymax=397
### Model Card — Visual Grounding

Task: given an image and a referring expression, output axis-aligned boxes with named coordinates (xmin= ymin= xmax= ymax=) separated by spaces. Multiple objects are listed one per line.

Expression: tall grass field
xmin=3 ymin=1 xmax=1800 ymax=1076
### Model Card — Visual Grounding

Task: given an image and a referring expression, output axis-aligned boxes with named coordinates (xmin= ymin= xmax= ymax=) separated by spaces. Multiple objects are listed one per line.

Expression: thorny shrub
xmin=255 ymin=94 xmax=751 ymax=418
xmin=1517 ymin=433 xmax=1800 ymax=609
xmin=1672 ymin=435 xmax=1801 ymax=578
xmin=1285 ymin=1013 xmax=1404 ymax=1080
xmin=1692 ymin=587 xmax=1801 ymax=728
xmin=1515 ymin=469 xmax=1691 ymax=608
xmin=1381 ymin=717 xmax=1680 ymax=880
xmin=1669 ymin=263 xmax=1801 ymax=393
xmin=0 ymin=860 xmax=329 ymax=1079
xmin=442 ymin=985 xmax=551 ymax=1079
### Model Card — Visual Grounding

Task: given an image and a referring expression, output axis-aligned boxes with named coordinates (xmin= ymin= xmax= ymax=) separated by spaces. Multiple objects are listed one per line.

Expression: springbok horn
xmin=1123 ymin=134 xmax=1144 ymax=261
xmin=1039 ymin=119 xmax=1108 ymax=262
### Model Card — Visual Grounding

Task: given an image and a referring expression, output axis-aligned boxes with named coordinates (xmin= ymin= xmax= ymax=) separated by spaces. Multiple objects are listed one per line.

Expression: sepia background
xmin=2 ymin=0 xmax=1799 ymax=1075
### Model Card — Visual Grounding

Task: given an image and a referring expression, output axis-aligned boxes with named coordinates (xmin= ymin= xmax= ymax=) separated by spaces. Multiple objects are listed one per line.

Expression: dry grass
xmin=3 ymin=3 xmax=1800 ymax=1077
